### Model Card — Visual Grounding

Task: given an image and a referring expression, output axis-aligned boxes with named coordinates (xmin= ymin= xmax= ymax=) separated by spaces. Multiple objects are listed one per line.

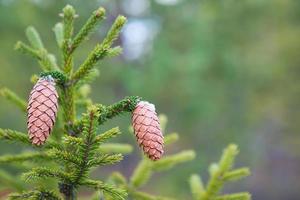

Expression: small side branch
xmin=71 ymin=15 xmax=126 ymax=84
xmin=0 ymin=128 xmax=61 ymax=149
xmin=70 ymin=7 xmax=106 ymax=54
xmin=97 ymin=96 xmax=141 ymax=124
xmin=9 ymin=188 xmax=62 ymax=200
xmin=0 ymin=88 xmax=27 ymax=112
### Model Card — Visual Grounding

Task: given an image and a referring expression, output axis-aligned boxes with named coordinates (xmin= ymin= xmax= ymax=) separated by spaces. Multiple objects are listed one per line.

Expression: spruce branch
xmin=22 ymin=167 xmax=72 ymax=183
xmin=164 ymin=132 xmax=179 ymax=146
xmin=47 ymin=54 xmax=59 ymax=70
xmin=223 ymin=168 xmax=251 ymax=182
xmin=61 ymin=4 xmax=76 ymax=74
xmin=190 ymin=144 xmax=251 ymax=200
xmin=74 ymin=68 xmax=100 ymax=89
xmin=62 ymin=135 xmax=84 ymax=146
xmin=70 ymin=7 xmax=106 ymax=54
xmin=47 ymin=148 xmax=81 ymax=166
xmin=152 ymin=150 xmax=196 ymax=171
xmin=17 ymin=26 xmax=59 ymax=71
xmin=109 ymin=172 xmax=127 ymax=185
xmin=0 ymin=128 xmax=32 ymax=146
xmin=87 ymin=153 xmax=123 ymax=167
xmin=159 ymin=114 xmax=168 ymax=132
xmin=62 ymin=5 xmax=76 ymax=42
xmin=71 ymin=15 xmax=126 ymax=84
xmin=189 ymin=174 xmax=205 ymax=200
xmin=0 ymin=128 xmax=61 ymax=149
xmin=215 ymin=193 xmax=251 ymax=200
xmin=129 ymin=150 xmax=194 ymax=188
xmin=70 ymin=44 xmax=107 ymax=84
xmin=15 ymin=41 xmax=59 ymax=71
xmin=25 ymin=26 xmax=44 ymax=50
xmin=0 ymin=87 xmax=27 ymax=112
xmin=81 ymin=179 xmax=127 ymax=200
xmin=130 ymin=159 xmax=152 ymax=188
xmin=53 ymin=23 xmax=64 ymax=48
xmin=0 ymin=152 xmax=50 ymax=164
xmin=203 ymin=145 xmax=238 ymax=199
xmin=97 ymin=96 xmax=141 ymax=124
xmin=9 ymin=188 xmax=62 ymax=200
xmin=15 ymin=41 xmax=40 ymax=59
xmin=72 ymin=105 xmax=101 ymax=187
xmin=38 ymin=50 xmax=60 ymax=71
xmin=101 ymin=15 xmax=127 ymax=47
xmin=106 ymin=46 xmax=123 ymax=57
xmin=129 ymin=190 xmax=176 ymax=200
xmin=109 ymin=117 xmax=198 ymax=200
xmin=99 ymin=143 xmax=133 ymax=154
xmin=95 ymin=127 xmax=121 ymax=143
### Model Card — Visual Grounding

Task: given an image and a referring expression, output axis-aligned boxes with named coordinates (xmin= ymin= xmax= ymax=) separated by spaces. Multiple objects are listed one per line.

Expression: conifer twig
xmin=152 ymin=150 xmax=196 ymax=171
xmin=15 ymin=41 xmax=59 ymax=71
xmin=189 ymin=144 xmax=251 ymax=200
xmin=15 ymin=41 xmax=40 ymax=59
xmin=0 ymin=128 xmax=61 ymax=149
xmin=61 ymin=4 xmax=76 ymax=74
xmin=25 ymin=26 xmax=44 ymax=50
xmin=72 ymin=106 xmax=99 ymax=186
xmin=53 ymin=23 xmax=64 ymax=48
xmin=22 ymin=167 xmax=72 ymax=183
xmin=70 ymin=7 xmax=106 ymax=54
xmin=9 ymin=188 xmax=62 ymax=200
xmin=130 ymin=159 xmax=152 ymax=188
xmin=71 ymin=15 xmax=127 ymax=84
xmin=129 ymin=190 xmax=176 ymax=200
xmin=95 ymin=127 xmax=121 ymax=143
xmin=97 ymin=96 xmax=141 ymax=124
xmin=164 ymin=132 xmax=179 ymax=145
xmin=47 ymin=148 xmax=81 ymax=165
xmin=223 ymin=168 xmax=251 ymax=182
xmin=0 ymin=152 xmax=50 ymax=164
xmin=88 ymin=153 xmax=123 ymax=167
xmin=98 ymin=143 xmax=133 ymax=154
xmin=215 ymin=192 xmax=251 ymax=200
xmin=204 ymin=144 xmax=239 ymax=198
xmin=0 ymin=88 xmax=27 ymax=112
xmin=81 ymin=179 xmax=127 ymax=200
xmin=71 ymin=97 xmax=140 ymax=135
xmin=189 ymin=174 xmax=205 ymax=200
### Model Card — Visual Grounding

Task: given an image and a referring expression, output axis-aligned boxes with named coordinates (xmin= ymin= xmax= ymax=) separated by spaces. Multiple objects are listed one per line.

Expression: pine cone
xmin=27 ymin=76 xmax=58 ymax=145
xmin=132 ymin=101 xmax=164 ymax=160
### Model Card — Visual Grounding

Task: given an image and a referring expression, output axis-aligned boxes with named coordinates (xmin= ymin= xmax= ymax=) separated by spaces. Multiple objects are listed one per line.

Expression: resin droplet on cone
xmin=132 ymin=101 xmax=164 ymax=160
xmin=27 ymin=76 xmax=58 ymax=145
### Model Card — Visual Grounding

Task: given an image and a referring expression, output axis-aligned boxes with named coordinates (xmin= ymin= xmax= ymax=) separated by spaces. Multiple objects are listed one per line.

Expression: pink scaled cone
xmin=132 ymin=101 xmax=164 ymax=160
xmin=27 ymin=76 xmax=58 ymax=145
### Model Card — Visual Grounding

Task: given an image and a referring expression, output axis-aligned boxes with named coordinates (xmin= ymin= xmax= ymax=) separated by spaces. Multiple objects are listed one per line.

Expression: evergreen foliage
xmin=189 ymin=144 xmax=251 ymax=200
xmin=0 ymin=5 xmax=252 ymax=200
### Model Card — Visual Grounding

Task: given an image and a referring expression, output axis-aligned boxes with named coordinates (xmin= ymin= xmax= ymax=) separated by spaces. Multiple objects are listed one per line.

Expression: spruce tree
xmin=0 ymin=5 xmax=252 ymax=200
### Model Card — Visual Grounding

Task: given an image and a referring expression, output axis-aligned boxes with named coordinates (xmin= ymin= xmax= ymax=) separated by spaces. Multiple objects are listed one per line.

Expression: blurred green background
xmin=0 ymin=0 xmax=300 ymax=199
